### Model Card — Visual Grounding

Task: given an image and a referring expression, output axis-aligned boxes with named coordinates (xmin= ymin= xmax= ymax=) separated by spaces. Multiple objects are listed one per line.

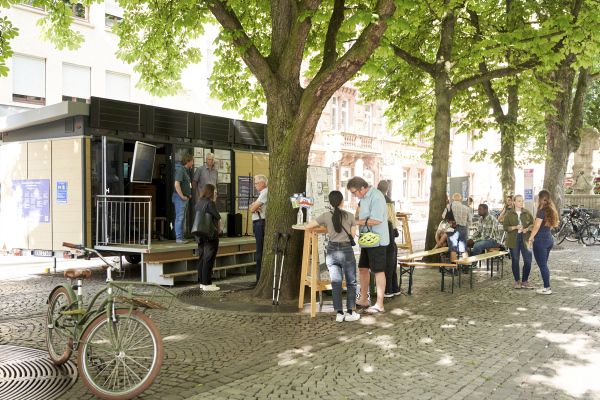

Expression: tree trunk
xmin=253 ymin=97 xmax=321 ymax=300
xmin=500 ymin=81 xmax=518 ymax=200
xmin=542 ymin=67 xmax=576 ymax=210
xmin=425 ymin=85 xmax=453 ymax=253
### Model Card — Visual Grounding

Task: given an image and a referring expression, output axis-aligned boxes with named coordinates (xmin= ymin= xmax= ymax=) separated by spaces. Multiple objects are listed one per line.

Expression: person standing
xmin=249 ymin=175 xmax=268 ymax=284
xmin=497 ymin=195 xmax=514 ymax=222
xmin=529 ymin=189 xmax=559 ymax=295
xmin=194 ymin=184 xmax=222 ymax=291
xmin=376 ymin=180 xmax=401 ymax=298
xmin=348 ymin=176 xmax=389 ymax=315
xmin=192 ymin=152 xmax=218 ymax=202
xmin=442 ymin=193 xmax=472 ymax=263
xmin=503 ymin=195 xmax=535 ymax=289
xmin=304 ymin=191 xmax=359 ymax=322
xmin=172 ymin=154 xmax=194 ymax=244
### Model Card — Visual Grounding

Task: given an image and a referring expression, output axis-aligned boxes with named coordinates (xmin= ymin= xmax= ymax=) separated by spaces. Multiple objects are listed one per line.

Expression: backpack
xmin=444 ymin=204 xmax=457 ymax=229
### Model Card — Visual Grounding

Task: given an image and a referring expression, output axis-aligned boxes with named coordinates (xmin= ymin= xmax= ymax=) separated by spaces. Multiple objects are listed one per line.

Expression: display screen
xmin=130 ymin=142 xmax=156 ymax=183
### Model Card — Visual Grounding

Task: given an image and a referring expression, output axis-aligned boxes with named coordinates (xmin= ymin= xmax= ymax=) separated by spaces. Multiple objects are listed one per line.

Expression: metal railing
xmin=96 ymin=195 xmax=153 ymax=249
xmin=342 ymin=133 xmax=374 ymax=150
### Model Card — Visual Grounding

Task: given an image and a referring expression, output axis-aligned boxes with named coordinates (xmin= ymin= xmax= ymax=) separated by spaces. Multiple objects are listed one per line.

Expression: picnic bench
xmin=456 ymin=250 xmax=508 ymax=289
xmin=397 ymin=247 xmax=450 ymax=294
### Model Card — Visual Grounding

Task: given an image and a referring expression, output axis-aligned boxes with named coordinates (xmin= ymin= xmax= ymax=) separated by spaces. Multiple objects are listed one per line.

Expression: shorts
xmin=447 ymin=225 xmax=468 ymax=253
xmin=358 ymin=246 xmax=386 ymax=273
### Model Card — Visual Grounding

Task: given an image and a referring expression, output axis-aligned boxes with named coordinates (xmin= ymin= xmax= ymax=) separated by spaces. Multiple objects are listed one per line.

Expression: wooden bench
xmin=456 ymin=250 xmax=508 ymax=289
xmin=397 ymin=247 xmax=449 ymax=294
xmin=399 ymin=261 xmax=460 ymax=293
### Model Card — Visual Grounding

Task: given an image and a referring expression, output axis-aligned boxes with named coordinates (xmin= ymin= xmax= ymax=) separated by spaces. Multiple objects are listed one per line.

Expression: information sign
xmin=56 ymin=181 xmax=67 ymax=204
xmin=12 ymin=179 xmax=50 ymax=223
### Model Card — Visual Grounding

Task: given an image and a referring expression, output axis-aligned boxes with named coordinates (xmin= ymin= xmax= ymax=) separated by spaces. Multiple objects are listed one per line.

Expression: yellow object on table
xmin=293 ymin=224 xmax=343 ymax=318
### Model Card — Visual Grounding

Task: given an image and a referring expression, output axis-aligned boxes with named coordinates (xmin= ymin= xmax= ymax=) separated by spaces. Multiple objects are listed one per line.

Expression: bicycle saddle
xmin=64 ymin=269 xmax=92 ymax=279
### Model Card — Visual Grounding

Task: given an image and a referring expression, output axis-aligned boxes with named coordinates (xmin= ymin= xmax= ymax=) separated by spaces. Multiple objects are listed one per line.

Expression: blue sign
xmin=12 ymin=179 xmax=50 ymax=223
xmin=524 ymin=189 xmax=533 ymax=201
xmin=56 ymin=181 xmax=67 ymax=204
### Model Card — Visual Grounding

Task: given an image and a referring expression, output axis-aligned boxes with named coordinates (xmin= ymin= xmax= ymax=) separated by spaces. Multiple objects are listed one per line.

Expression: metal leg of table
xmin=408 ymin=266 xmax=414 ymax=295
xmin=441 ymin=268 xmax=445 ymax=292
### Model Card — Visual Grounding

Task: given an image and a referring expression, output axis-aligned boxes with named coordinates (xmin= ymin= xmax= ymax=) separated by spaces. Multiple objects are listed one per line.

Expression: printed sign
xmin=12 ymin=179 xmax=50 ymax=223
xmin=524 ymin=168 xmax=534 ymax=178
xmin=524 ymin=189 xmax=534 ymax=201
xmin=238 ymin=198 xmax=250 ymax=210
xmin=56 ymin=181 xmax=67 ymax=204
xmin=462 ymin=181 xmax=468 ymax=201
xmin=238 ymin=176 xmax=252 ymax=197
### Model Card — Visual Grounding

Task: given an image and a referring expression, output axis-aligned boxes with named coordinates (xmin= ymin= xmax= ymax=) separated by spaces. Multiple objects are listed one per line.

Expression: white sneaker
xmin=344 ymin=311 xmax=361 ymax=322
xmin=536 ymin=287 xmax=552 ymax=295
xmin=336 ymin=313 xmax=345 ymax=323
xmin=202 ymin=284 xmax=220 ymax=291
xmin=199 ymin=284 xmax=205 ymax=290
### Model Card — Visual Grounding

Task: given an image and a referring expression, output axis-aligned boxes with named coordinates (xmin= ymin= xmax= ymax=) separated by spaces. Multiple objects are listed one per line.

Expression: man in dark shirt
xmin=172 ymin=154 xmax=194 ymax=244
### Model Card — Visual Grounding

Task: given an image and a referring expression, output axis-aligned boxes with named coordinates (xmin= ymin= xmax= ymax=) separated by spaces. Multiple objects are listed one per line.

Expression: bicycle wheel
xmin=46 ymin=286 xmax=75 ymax=365
xmin=565 ymin=223 xmax=579 ymax=242
xmin=581 ymin=225 xmax=597 ymax=246
xmin=77 ymin=309 xmax=163 ymax=400
xmin=555 ymin=224 xmax=570 ymax=245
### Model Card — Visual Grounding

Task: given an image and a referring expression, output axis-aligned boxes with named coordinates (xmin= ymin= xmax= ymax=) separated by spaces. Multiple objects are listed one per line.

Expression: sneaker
xmin=537 ymin=287 xmax=552 ymax=295
xmin=336 ymin=313 xmax=345 ymax=323
xmin=514 ymin=281 xmax=522 ymax=289
xmin=384 ymin=292 xmax=394 ymax=298
xmin=176 ymin=238 xmax=189 ymax=244
xmin=202 ymin=284 xmax=220 ymax=291
xmin=393 ymin=290 xmax=402 ymax=296
xmin=199 ymin=284 xmax=205 ymax=290
xmin=521 ymin=281 xmax=535 ymax=289
xmin=344 ymin=311 xmax=361 ymax=322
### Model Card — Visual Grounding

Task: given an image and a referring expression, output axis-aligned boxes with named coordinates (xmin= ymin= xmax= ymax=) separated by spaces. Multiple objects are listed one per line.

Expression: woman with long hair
xmin=529 ymin=189 xmax=559 ymax=295
xmin=503 ymin=195 xmax=535 ymax=289
xmin=304 ymin=191 xmax=359 ymax=322
xmin=194 ymin=184 xmax=222 ymax=291
xmin=497 ymin=195 xmax=514 ymax=222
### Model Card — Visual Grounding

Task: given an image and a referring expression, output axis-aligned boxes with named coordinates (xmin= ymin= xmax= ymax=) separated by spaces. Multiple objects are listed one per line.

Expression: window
xmin=12 ymin=54 xmax=46 ymax=105
xmin=105 ymin=0 xmax=124 ymax=27
xmin=63 ymin=0 xmax=87 ymax=19
xmin=62 ymin=63 xmax=91 ymax=103
xmin=402 ymin=169 xmax=408 ymax=199
xmin=417 ymin=171 xmax=422 ymax=198
xmin=105 ymin=71 xmax=130 ymax=101
xmin=363 ymin=170 xmax=374 ymax=186
xmin=341 ymin=100 xmax=348 ymax=132
xmin=365 ymin=104 xmax=372 ymax=136
xmin=331 ymin=97 xmax=338 ymax=131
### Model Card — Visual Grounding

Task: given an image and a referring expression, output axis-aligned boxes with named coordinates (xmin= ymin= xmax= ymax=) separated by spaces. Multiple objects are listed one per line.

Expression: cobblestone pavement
xmin=1 ymin=239 xmax=599 ymax=400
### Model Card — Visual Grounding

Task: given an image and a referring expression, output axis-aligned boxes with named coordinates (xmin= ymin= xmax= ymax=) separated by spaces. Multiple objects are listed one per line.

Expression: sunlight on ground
xmin=163 ymin=335 xmax=188 ymax=341
xmin=277 ymin=346 xmax=314 ymax=366
xmin=436 ymin=354 xmax=454 ymax=366
xmin=389 ymin=308 xmax=413 ymax=316
xmin=531 ymin=331 xmax=600 ymax=397
xmin=364 ymin=334 xmax=398 ymax=351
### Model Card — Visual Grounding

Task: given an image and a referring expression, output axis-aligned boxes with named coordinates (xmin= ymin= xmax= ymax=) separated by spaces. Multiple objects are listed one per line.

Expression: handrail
xmin=96 ymin=195 xmax=153 ymax=250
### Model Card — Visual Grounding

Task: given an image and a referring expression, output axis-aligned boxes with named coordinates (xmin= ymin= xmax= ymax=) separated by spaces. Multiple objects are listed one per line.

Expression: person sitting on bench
xmin=467 ymin=203 xmax=501 ymax=268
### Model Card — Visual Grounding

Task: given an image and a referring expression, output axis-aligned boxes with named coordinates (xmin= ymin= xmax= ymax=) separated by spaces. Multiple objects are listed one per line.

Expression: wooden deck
xmin=95 ymin=236 xmax=257 ymax=254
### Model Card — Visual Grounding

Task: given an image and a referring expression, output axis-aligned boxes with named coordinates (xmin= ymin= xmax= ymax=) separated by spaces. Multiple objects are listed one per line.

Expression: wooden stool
xmin=395 ymin=212 xmax=413 ymax=254
xmin=293 ymin=225 xmax=345 ymax=317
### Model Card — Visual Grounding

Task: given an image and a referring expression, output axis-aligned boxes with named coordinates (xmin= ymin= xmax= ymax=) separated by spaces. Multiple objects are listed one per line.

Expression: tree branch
xmin=206 ymin=0 xmax=276 ymax=91
xmin=590 ymin=70 xmax=600 ymax=82
xmin=453 ymin=60 xmax=537 ymax=92
xmin=318 ymin=0 xmax=345 ymax=74
xmin=387 ymin=39 xmax=435 ymax=75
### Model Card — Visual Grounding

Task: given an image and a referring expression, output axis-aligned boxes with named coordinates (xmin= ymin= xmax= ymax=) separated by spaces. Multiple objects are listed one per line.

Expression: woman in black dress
xmin=194 ymin=184 xmax=221 ymax=291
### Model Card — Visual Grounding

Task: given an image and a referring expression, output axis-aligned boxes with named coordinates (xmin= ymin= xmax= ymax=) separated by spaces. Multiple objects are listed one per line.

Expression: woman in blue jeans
xmin=503 ymin=195 xmax=535 ymax=289
xmin=529 ymin=189 xmax=559 ymax=295
xmin=305 ymin=191 xmax=359 ymax=322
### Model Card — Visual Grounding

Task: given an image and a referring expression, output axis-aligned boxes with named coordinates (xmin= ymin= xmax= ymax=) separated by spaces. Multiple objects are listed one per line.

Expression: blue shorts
xmin=447 ymin=225 xmax=468 ymax=253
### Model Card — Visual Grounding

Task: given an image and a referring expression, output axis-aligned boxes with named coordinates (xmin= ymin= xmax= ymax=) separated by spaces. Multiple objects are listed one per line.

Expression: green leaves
xmin=0 ymin=16 xmax=18 ymax=77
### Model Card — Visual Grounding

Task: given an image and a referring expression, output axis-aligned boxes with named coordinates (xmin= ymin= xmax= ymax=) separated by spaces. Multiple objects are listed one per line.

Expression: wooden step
xmin=147 ymin=257 xmax=197 ymax=264
xmin=214 ymin=262 xmax=256 ymax=271
xmin=160 ymin=270 xmax=198 ymax=278
xmin=216 ymin=250 xmax=256 ymax=257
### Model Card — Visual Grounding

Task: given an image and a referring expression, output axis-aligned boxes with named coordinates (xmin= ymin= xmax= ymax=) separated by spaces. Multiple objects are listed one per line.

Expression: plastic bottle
xmin=297 ymin=208 xmax=304 ymax=225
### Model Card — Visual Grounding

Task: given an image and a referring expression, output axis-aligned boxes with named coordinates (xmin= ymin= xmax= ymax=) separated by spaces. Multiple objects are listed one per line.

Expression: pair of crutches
xmin=272 ymin=232 xmax=290 ymax=305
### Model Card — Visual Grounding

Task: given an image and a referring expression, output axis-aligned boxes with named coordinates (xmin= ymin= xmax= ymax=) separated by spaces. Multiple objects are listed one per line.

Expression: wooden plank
xmin=143 ymin=249 xmax=194 ymax=262
xmin=214 ymin=262 xmax=256 ymax=270
xmin=217 ymin=245 xmax=239 ymax=255
xmin=400 ymin=262 xmax=457 ymax=267
xmin=147 ymin=257 xmax=197 ymax=264
xmin=456 ymin=251 xmax=508 ymax=264
xmin=160 ymin=270 xmax=198 ymax=278
xmin=398 ymin=247 xmax=449 ymax=261
xmin=216 ymin=250 xmax=255 ymax=257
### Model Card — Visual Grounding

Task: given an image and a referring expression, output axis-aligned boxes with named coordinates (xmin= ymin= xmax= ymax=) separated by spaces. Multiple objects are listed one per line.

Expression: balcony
xmin=342 ymin=133 xmax=376 ymax=152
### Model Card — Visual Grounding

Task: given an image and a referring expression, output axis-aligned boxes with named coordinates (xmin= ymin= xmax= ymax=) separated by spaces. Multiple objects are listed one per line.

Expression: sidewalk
xmin=1 ymin=239 xmax=599 ymax=399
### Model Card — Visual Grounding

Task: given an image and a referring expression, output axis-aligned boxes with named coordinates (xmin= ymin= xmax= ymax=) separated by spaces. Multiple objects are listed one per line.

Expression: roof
xmin=0 ymin=102 xmax=89 ymax=133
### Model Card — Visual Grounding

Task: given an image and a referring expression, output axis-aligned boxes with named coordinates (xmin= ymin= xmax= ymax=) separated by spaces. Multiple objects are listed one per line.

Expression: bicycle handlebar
xmin=62 ymin=242 xmax=120 ymax=272
xmin=62 ymin=242 xmax=77 ymax=248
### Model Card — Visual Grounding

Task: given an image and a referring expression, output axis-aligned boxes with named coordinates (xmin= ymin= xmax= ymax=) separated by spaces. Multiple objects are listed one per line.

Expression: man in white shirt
xmin=249 ymin=175 xmax=268 ymax=285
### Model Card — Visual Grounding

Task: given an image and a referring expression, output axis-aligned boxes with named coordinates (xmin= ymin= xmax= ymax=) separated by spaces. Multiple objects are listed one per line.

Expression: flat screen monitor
xmin=130 ymin=142 xmax=156 ymax=183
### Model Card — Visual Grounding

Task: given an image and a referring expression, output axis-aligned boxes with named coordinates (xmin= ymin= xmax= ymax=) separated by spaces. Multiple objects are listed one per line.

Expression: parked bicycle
xmin=46 ymin=242 xmax=174 ymax=399
xmin=553 ymin=205 xmax=600 ymax=245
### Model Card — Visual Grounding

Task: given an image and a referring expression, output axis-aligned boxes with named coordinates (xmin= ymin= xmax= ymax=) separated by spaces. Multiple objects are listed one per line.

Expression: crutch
xmin=272 ymin=232 xmax=281 ymax=304
xmin=275 ymin=234 xmax=290 ymax=305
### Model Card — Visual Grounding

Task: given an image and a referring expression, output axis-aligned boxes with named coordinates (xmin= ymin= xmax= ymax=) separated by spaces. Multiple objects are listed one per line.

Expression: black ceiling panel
xmin=199 ymin=114 xmax=232 ymax=142
xmin=147 ymin=106 xmax=193 ymax=138
xmin=233 ymin=120 xmax=266 ymax=146
xmin=90 ymin=97 xmax=144 ymax=132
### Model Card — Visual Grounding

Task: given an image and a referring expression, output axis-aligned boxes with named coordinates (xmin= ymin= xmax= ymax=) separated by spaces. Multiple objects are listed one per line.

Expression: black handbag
xmin=444 ymin=204 xmax=457 ymax=228
xmin=192 ymin=202 xmax=217 ymax=240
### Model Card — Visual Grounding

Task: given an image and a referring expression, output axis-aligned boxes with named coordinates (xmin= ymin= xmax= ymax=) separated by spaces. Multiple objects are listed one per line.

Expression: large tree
xmin=0 ymin=0 xmax=396 ymax=298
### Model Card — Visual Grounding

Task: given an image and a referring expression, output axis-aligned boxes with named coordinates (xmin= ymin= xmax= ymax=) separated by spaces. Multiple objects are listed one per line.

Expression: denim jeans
xmin=253 ymin=220 xmax=264 ymax=282
xmin=172 ymin=193 xmax=189 ymax=240
xmin=470 ymin=239 xmax=500 ymax=267
xmin=533 ymin=232 xmax=553 ymax=288
xmin=447 ymin=225 xmax=468 ymax=253
xmin=326 ymin=242 xmax=357 ymax=312
xmin=509 ymin=232 xmax=532 ymax=282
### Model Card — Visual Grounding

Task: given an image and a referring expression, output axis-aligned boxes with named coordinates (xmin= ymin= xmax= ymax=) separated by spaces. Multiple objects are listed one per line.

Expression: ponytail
xmin=328 ymin=191 xmax=345 ymax=233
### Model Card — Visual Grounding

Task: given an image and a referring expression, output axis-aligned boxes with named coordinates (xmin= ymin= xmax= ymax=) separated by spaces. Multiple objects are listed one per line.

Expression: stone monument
xmin=571 ymin=128 xmax=600 ymax=194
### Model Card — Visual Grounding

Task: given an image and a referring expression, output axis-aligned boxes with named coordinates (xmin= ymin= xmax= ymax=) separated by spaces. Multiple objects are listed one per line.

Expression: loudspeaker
xmin=227 ymin=213 xmax=242 ymax=237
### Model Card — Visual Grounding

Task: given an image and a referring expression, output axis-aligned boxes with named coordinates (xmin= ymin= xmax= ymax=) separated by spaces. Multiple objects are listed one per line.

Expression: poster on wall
xmin=306 ymin=166 xmax=334 ymax=275
xmin=12 ymin=179 xmax=50 ymax=223
xmin=56 ymin=181 xmax=67 ymax=204
xmin=219 ymin=173 xmax=231 ymax=183
xmin=215 ymin=149 xmax=231 ymax=160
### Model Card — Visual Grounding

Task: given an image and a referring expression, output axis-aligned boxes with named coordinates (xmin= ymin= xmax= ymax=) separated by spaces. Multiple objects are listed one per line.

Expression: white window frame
xmin=417 ymin=171 xmax=422 ymax=199
xmin=331 ymin=96 xmax=338 ymax=131
xmin=341 ymin=99 xmax=348 ymax=132
xmin=365 ymin=104 xmax=372 ymax=136
xmin=105 ymin=71 xmax=130 ymax=102
xmin=62 ymin=62 xmax=91 ymax=102
xmin=402 ymin=169 xmax=408 ymax=199
xmin=12 ymin=54 xmax=46 ymax=105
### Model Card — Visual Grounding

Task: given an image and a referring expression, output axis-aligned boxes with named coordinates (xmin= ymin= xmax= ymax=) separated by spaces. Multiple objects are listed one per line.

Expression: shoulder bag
xmin=192 ymin=201 xmax=217 ymax=240
xmin=331 ymin=211 xmax=356 ymax=246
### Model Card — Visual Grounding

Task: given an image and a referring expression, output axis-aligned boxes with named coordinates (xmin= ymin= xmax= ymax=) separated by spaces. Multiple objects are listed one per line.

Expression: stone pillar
xmin=571 ymin=128 xmax=599 ymax=194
